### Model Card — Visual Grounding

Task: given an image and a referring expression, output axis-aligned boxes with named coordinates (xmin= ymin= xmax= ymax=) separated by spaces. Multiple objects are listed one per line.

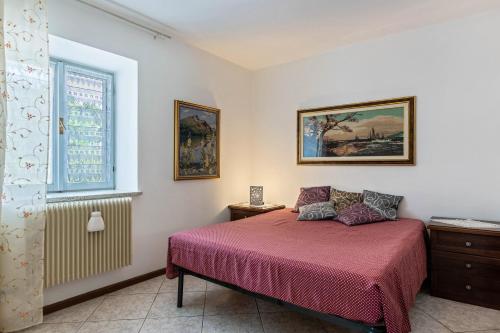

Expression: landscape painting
xmin=297 ymin=97 xmax=415 ymax=165
xmin=174 ymin=100 xmax=220 ymax=180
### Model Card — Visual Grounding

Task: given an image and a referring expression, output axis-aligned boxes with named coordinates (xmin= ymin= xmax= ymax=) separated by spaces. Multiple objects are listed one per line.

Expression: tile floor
xmin=22 ymin=275 xmax=500 ymax=333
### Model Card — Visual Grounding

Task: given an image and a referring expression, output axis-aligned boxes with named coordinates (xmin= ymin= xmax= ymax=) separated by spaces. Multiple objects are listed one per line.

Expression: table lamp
xmin=250 ymin=186 xmax=264 ymax=206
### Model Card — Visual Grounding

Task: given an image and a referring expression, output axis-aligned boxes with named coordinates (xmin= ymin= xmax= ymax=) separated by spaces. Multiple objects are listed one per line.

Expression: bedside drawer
xmin=431 ymin=270 xmax=500 ymax=310
xmin=431 ymin=251 xmax=500 ymax=309
xmin=431 ymin=230 xmax=500 ymax=258
xmin=431 ymin=251 xmax=500 ymax=280
xmin=230 ymin=209 xmax=260 ymax=221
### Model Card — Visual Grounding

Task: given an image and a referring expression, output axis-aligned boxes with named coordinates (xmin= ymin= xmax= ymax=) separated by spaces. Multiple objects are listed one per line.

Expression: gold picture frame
xmin=297 ymin=96 xmax=415 ymax=165
xmin=174 ymin=100 xmax=220 ymax=180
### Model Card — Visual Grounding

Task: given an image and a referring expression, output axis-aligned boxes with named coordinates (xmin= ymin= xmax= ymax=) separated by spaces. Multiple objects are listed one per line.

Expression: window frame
xmin=49 ymin=58 xmax=116 ymax=193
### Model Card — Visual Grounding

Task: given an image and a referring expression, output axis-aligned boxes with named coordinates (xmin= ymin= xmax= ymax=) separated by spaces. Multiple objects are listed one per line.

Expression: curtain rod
xmin=75 ymin=0 xmax=172 ymax=39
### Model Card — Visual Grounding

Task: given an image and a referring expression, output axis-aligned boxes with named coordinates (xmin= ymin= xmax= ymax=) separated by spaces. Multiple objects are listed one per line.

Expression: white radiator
xmin=44 ymin=197 xmax=132 ymax=288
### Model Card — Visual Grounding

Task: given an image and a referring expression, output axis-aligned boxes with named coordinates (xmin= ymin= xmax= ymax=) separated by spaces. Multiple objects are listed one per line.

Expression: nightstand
xmin=228 ymin=203 xmax=285 ymax=221
xmin=427 ymin=217 xmax=500 ymax=310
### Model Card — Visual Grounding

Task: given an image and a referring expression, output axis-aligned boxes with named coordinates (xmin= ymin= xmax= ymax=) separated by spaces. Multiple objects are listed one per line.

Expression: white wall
xmin=46 ymin=0 xmax=252 ymax=304
xmin=251 ymin=10 xmax=500 ymax=221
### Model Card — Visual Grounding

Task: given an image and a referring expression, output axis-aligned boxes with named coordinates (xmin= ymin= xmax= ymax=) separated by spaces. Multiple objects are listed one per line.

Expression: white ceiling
xmin=109 ymin=0 xmax=500 ymax=70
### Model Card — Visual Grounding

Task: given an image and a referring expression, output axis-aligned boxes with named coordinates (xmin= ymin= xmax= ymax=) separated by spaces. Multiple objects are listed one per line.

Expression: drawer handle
xmin=465 ymin=284 xmax=472 ymax=291
xmin=465 ymin=263 xmax=472 ymax=269
xmin=465 ymin=241 xmax=472 ymax=247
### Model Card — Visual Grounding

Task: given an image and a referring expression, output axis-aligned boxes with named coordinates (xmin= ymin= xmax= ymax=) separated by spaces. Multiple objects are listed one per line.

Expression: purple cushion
xmin=336 ymin=203 xmax=385 ymax=226
xmin=293 ymin=186 xmax=331 ymax=212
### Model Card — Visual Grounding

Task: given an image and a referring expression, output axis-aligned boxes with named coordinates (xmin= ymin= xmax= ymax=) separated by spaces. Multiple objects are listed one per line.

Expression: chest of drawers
xmin=428 ymin=219 xmax=500 ymax=310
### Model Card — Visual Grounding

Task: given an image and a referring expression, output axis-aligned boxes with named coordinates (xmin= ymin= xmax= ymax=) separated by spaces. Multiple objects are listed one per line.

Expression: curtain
xmin=0 ymin=0 xmax=50 ymax=332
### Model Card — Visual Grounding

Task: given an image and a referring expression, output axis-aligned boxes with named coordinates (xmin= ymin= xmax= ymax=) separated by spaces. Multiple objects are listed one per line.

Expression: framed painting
xmin=297 ymin=96 xmax=415 ymax=165
xmin=174 ymin=100 xmax=220 ymax=180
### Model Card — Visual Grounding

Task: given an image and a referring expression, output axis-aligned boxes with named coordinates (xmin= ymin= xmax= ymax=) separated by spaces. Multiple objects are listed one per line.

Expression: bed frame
xmin=175 ymin=265 xmax=387 ymax=333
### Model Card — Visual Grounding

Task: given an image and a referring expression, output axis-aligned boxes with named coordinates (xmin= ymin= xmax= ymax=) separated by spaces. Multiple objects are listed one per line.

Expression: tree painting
xmin=303 ymin=112 xmax=359 ymax=156
xmin=298 ymin=97 xmax=415 ymax=165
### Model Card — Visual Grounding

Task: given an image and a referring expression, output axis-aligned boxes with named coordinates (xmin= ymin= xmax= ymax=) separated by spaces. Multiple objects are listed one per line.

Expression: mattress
xmin=167 ymin=208 xmax=427 ymax=333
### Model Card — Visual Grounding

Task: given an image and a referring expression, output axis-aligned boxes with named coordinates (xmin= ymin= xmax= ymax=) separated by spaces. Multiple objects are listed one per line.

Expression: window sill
xmin=47 ymin=190 xmax=142 ymax=203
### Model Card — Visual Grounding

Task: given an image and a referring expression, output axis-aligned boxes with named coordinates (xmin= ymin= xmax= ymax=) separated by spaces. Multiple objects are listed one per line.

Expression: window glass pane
xmin=47 ymin=61 xmax=56 ymax=186
xmin=64 ymin=67 xmax=111 ymax=186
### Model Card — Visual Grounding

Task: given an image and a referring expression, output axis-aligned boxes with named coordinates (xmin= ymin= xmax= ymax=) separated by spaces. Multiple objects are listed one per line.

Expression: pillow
xmin=336 ymin=203 xmax=385 ymax=226
xmin=293 ymin=186 xmax=331 ymax=212
xmin=330 ymin=188 xmax=363 ymax=213
xmin=363 ymin=190 xmax=403 ymax=220
xmin=297 ymin=202 xmax=337 ymax=221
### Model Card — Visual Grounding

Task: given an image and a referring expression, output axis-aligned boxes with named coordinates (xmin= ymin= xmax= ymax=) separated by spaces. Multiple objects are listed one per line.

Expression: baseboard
xmin=43 ymin=268 xmax=166 ymax=315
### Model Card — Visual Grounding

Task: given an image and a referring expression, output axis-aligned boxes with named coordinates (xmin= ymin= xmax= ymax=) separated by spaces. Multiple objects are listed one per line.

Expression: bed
xmin=166 ymin=208 xmax=427 ymax=333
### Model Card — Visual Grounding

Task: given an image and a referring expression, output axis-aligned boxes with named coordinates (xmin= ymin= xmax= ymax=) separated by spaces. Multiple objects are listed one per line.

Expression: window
xmin=49 ymin=59 xmax=115 ymax=192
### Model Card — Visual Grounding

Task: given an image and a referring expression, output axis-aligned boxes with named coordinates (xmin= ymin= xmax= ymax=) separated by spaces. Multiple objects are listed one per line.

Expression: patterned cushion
xmin=297 ymin=202 xmax=337 ymax=221
xmin=336 ymin=203 xmax=385 ymax=226
xmin=293 ymin=186 xmax=331 ymax=212
xmin=363 ymin=190 xmax=403 ymax=220
xmin=330 ymin=188 xmax=363 ymax=213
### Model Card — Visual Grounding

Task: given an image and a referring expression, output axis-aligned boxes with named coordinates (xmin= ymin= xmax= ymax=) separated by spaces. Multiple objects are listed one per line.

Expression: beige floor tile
xmin=202 ymin=313 xmax=263 ymax=333
xmin=89 ymin=294 xmax=156 ymax=321
xmin=43 ymin=297 xmax=104 ymax=323
xmin=256 ymin=298 xmax=289 ymax=313
xmin=260 ymin=312 xmax=326 ymax=333
xmin=29 ymin=282 xmax=500 ymax=333
xmin=79 ymin=319 xmax=143 ymax=333
xmin=204 ymin=289 xmax=258 ymax=316
xmin=160 ymin=275 xmax=207 ymax=293
xmin=206 ymin=281 xmax=229 ymax=291
xmin=416 ymin=293 xmax=500 ymax=332
xmin=148 ymin=291 xmax=205 ymax=318
xmin=409 ymin=308 xmax=452 ymax=333
xmin=140 ymin=316 xmax=203 ymax=333
xmin=18 ymin=323 xmax=81 ymax=333
xmin=109 ymin=276 xmax=164 ymax=296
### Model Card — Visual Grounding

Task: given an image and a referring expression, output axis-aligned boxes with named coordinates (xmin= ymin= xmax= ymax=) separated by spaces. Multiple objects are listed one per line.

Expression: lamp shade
xmin=250 ymin=186 xmax=264 ymax=206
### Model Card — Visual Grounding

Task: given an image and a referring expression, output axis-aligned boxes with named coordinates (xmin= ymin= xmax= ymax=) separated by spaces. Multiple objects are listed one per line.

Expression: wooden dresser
xmin=428 ymin=218 xmax=500 ymax=310
xmin=228 ymin=203 xmax=285 ymax=221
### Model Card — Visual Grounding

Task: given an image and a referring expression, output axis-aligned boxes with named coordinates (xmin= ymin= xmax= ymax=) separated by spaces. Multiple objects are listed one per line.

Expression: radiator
xmin=44 ymin=197 xmax=132 ymax=288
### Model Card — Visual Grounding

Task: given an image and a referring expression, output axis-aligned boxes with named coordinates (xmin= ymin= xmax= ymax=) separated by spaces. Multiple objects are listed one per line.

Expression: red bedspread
xmin=166 ymin=209 xmax=427 ymax=333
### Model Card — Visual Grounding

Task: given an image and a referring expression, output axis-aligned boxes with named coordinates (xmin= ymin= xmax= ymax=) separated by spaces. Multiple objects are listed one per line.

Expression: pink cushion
xmin=336 ymin=203 xmax=385 ymax=226
xmin=293 ymin=186 xmax=330 ymax=212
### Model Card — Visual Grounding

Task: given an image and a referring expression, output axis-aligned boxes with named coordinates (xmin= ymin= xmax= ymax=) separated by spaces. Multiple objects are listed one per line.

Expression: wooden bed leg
xmin=177 ymin=269 xmax=184 ymax=308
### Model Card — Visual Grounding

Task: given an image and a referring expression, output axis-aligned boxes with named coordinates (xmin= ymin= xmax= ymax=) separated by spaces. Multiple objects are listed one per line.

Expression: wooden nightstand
xmin=228 ymin=203 xmax=285 ymax=221
xmin=427 ymin=217 xmax=500 ymax=310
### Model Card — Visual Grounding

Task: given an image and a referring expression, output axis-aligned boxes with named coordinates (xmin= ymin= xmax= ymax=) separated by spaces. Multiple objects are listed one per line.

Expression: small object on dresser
xmin=430 ymin=217 xmax=500 ymax=229
xmin=427 ymin=217 xmax=500 ymax=310
xmin=249 ymin=186 xmax=264 ymax=206
xmin=228 ymin=203 xmax=285 ymax=221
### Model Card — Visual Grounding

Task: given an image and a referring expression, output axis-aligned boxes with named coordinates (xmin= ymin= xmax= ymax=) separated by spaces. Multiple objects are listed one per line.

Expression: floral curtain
xmin=0 ymin=0 xmax=50 ymax=332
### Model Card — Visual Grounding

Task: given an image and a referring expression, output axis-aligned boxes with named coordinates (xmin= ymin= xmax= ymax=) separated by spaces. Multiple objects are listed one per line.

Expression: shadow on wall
xmin=214 ymin=207 xmax=230 ymax=223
